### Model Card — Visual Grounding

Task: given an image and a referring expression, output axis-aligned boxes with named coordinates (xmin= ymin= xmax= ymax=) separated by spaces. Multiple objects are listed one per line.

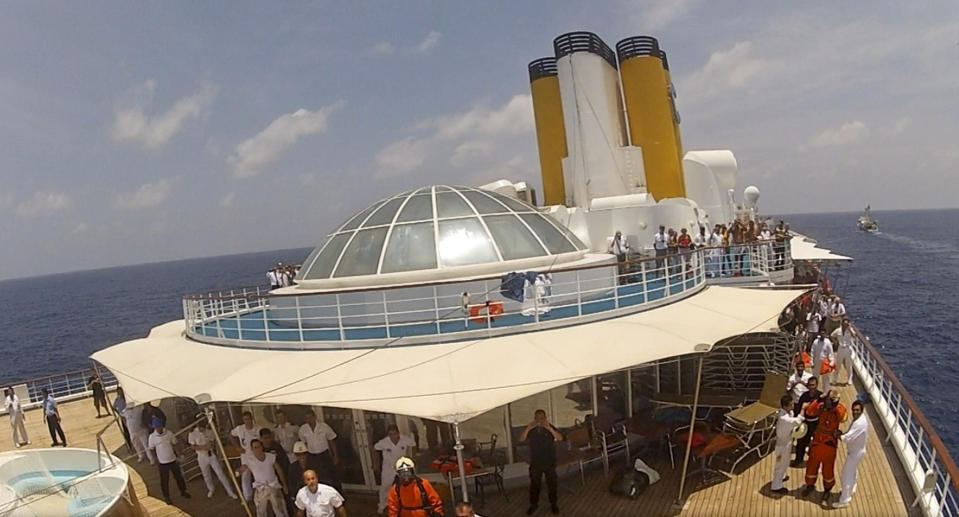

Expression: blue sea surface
xmin=0 ymin=210 xmax=957 ymax=451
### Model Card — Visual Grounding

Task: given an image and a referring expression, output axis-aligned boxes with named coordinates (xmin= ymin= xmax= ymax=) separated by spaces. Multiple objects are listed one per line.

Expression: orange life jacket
xmin=810 ymin=401 xmax=847 ymax=447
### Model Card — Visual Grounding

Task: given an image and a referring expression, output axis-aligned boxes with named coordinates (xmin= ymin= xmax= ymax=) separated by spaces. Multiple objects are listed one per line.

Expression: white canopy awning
xmin=790 ymin=235 xmax=853 ymax=262
xmin=92 ymin=286 xmax=806 ymax=423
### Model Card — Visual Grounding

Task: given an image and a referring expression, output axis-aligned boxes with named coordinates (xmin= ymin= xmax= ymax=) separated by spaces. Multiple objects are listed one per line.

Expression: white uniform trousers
xmin=253 ymin=485 xmax=287 ymax=517
xmin=9 ymin=411 xmax=28 ymax=446
xmin=770 ymin=441 xmax=792 ymax=490
xmin=242 ymin=470 xmax=254 ymax=501
xmin=838 ymin=450 xmax=865 ymax=504
xmin=836 ymin=347 xmax=853 ymax=384
xmin=378 ymin=467 xmax=396 ymax=511
xmin=197 ymin=451 xmax=236 ymax=497
xmin=130 ymin=425 xmax=154 ymax=463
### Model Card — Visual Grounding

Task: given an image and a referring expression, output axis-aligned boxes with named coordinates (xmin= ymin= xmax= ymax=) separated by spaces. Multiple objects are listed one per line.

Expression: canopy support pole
xmin=453 ymin=422 xmax=469 ymax=503
xmin=206 ymin=406 xmax=254 ymax=517
xmin=676 ymin=352 xmax=705 ymax=506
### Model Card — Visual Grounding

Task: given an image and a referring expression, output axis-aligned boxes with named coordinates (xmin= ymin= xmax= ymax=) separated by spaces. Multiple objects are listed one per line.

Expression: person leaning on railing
xmin=608 ymin=231 xmax=630 ymax=285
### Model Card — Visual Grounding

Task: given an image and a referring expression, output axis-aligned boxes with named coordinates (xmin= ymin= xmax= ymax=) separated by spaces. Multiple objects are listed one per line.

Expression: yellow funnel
xmin=528 ymin=57 xmax=568 ymax=206
xmin=616 ymin=36 xmax=685 ymax=199
xmin=659 ymin=50 xmax=684 ymax=170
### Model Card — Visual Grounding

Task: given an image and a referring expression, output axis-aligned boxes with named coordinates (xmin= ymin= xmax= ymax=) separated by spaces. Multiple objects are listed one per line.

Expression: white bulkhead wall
xmin=683 ymin=150 xmax=738 ymax=225
xmin=556 ymin=51 xmax=631 ymax=208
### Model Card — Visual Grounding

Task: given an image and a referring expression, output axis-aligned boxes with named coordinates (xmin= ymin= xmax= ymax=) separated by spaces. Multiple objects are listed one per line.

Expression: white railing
xmin=848 ymin=323 xmax=959 ymax=517
xmin=0 ymin=368 xmax=119 ymax=415
xmin=182 ymin=241 xmax=791 ymax=347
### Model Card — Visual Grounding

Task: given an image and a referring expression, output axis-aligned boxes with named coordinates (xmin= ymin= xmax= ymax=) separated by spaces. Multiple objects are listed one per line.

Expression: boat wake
xmin=878 ymin=232 xmax=959 ymax=260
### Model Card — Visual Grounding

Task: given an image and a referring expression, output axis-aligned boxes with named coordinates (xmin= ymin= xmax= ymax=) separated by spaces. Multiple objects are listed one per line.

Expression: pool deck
xmin=0 ymin=378 xmax=920 ymax=517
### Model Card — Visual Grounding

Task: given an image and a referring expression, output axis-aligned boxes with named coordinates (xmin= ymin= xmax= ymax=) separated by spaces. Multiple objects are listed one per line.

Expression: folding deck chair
xmin=718 ymin=371 xmax=788 ymax=473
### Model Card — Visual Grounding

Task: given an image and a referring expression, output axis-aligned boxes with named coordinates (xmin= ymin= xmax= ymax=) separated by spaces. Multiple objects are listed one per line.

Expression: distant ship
xmin=858 ymin=205 xmax=879 ymax=232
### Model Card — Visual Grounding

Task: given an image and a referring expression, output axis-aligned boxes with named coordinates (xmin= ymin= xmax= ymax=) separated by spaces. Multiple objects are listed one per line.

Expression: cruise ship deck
xmin=0 ymin=379 xmax=919 ymax=517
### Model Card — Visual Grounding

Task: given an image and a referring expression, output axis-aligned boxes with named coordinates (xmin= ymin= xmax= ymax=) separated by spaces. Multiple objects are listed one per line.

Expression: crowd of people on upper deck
xmin=268 ymin=263 xmax=300 ymax=289
xmin=607 ymin=218 xmax=792 ymax=282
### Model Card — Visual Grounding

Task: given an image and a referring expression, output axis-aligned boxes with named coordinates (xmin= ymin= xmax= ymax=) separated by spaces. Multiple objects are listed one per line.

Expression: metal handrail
xmin=0 ymin=367 xmax=119 ymax=414
xmin=95 ymin=420 xmax=117 ymax=473
xmin=183 ymin=242 xmax=793 ymax=345
xmin=848 ymin=322 xmax=959 ymax=517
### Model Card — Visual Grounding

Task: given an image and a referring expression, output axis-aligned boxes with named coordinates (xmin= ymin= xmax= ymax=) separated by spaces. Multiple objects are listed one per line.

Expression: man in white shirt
xmin=275 ymin=410 xmax=299 ymax=463
xmin=295 ymin=469 xmax=347 ymax=517
xmin=268 ymin=269 xmax=280 ymax=289
xmin=834 ymin=401 xmax=869 ymax=508
xmin=232 ymin=411 xmax=265 ymax=501
xmin=786 ymin=361 xmax=813 ymax=403
xmin=4 ymin=387 xmax=29 ymax=447
xmin=653 ymin=225 xmax=668 ymax=274
xmin=298 ymin=411 xmax=340 ymax=491
xmin=148 ymin=419 xmax=192 ymax=504
xmin=811 ymin=329 xmax=836 ymax=393
xmin=831 ymin=318 xmax=855 ymax=385
xmin=455 ymin=501 xmax=484 ymax=517
xmin=241 ymin=439 xmax=289 ymax=517
xmin=123 ymin=403 xmax=154 ymax=464
xmin=188 ymin=419 xmax=238 ymax=499
xmin=707 ymin=226 xmax=723 ymax=277
xmin=771 ymin=395 xmax=804 ymax=494
xmin=373 ymin=425 xmax=416 ymax=515
xmin=608 ymin=231 xmax=630 ymax=284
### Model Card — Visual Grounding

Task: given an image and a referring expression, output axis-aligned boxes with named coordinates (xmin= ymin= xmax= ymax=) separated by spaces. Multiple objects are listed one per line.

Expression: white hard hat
xmin=395 ymin=456 xmax=415 ymax=471
xmin=292 ymin=441 xmax=308 ymax=454
xmin=791 ymin=422 xmax=807 ymax=440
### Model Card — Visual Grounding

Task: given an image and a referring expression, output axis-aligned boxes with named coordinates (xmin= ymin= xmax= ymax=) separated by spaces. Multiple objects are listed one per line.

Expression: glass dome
xmin=299 ymin=185 xmax=587 ymax=284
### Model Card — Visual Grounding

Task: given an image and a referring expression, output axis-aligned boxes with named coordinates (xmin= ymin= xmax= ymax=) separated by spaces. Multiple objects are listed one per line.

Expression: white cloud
xmin=808 ymin=121 xmax=869 ymax=148
xmin=621 ymin=0 xmax=703 ymax=32
xmin=218 ymin=192 xmax=235 ymax=208
xmin=682 ymin=41 xmax=772 ymax=101
xmin=229 ymin=101 xmax=344 ymax=178
xmin=71 ymin=222 xmax=88 ymax=235
xmin=113 ymin=178 xmax=178 ymax=210
xmin=111 ymin=81 xmax=217 ymax=150
xmin=375 ymin=137 xmax=430 ymax=176
xmin=451 ymin=140 xmax=493 ymax=167
xmin=421 ymin=94 xmax=534 ymax=140
xmin=417 ymin=30 xmax=441 ymax=53
xmin=16 ymin=191 xmax=72 ymax=218
xmin=371 ymin=42 xmax=395 ymax=56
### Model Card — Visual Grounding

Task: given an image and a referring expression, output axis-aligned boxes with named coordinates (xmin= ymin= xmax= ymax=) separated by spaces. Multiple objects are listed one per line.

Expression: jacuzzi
xmin=0 ymin=448 xmax=139 ymax=517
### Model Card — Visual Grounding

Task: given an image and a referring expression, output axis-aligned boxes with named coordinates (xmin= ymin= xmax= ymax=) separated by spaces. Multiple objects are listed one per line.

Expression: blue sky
xmin=2 ymin=1 xmax=958 ymax=278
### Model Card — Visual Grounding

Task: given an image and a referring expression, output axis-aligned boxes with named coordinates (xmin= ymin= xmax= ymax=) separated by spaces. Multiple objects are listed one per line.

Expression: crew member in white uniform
xmin=786 ymin=361 xmax=813 ymax=403
xmin=831 ymin=318 xmax=855 ymax=385
xmin=771 ymin=394 xmax=805 ymax=494
xmin=123 ymin=403 xmax=154 ymax=464
xmin=240 ymin=439 xmax=289 ymax=517
xmin=834 ymin=400 xmax=869 ymax=508
xmin=373 ymin=424 xmax=416 ymax=514
xmin=707 ymin=226 xmax=723 ymax=277
xmin=274 ymin=410 xmax=299 ymax=463
xmin=810 ymin=329 xmax=835 ymax=393
xmin=4 ymin=387 xmax=29 ymax=447
xmin=232 ymin=411 xmax=265 ymax=501
xmin=294 ymin=469 xmax=347 ymax=517
xmin=188 ymin=419 xmax=238 ymax=499
xmin=653 ymin=225 xmax=668 ymax=274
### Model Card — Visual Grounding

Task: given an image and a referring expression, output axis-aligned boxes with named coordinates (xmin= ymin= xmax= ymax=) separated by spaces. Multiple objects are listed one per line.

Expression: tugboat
xmin=858 ymin=205 xmax=879 ymax=232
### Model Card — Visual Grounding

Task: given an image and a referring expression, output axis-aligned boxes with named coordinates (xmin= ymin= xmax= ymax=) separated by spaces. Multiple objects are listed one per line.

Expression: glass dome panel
xmin=483 ymin=214 xmax=546 ymax=260
xmin=302 ymin=233 xmax=352 ymax=280
xmin=519 ymin=213 xmax=578 ymax=254
xmin=380 ymin=222 xmax=437 ymax=273
xmin=333 ymin=227 xmax=388 ymax=277
xmin=338 ymin=201 xmax=384 ymax=232
xmin=396 ymin=193 xmax=433 ymax=223
xmin=487 ymin=191 xmax=537 ymax=212
xmin=362 ymin=197 xmax=406 ymax=228
xmin=460 ymin=189 xmax=510 ymax=214
xmin=435 ymin=191 xmax=475 ymax=218
xmin=437 ymin=217 xmax=499 ymax=267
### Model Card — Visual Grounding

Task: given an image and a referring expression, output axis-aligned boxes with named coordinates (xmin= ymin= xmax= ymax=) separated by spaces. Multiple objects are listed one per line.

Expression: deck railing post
xmin=335 ymin=294 xmax=346 ymax=341
xmin=641 ymin=261 xmax=648 ymax=304
xmin=576 ymin=270 xmax=583 ymax=317
xmin=295 ymin=296 xmax=305 ymax=343
xmin=383 ymin=291 xmax=391 ymax=338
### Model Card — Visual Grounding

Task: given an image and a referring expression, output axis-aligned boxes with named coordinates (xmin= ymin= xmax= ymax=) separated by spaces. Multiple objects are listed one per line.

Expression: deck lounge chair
xmin=719 ymin=371 xmax=788 ymax=473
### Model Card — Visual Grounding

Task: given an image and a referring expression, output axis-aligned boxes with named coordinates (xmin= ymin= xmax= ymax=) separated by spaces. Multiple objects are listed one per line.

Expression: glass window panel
xmin=519 ymin=214 xmax=579 ymax=254
xmin=333 ymin=227 xmax=388 ymax=277
xmin=381 ymin=222 xmax=437 ymax=273
xmin=597 ymin=372 xmax=628 ymax=423
xmin=338 ymin=201 xmax=384 ymax=232
xmin=460 ymin=189 xmax=510 ymax=214
xmin=483 ymin=215 xmax=546 ymax=260
xmin=457 ymin=406 xmax=508 ymax=461
xmin=396 ymin=194 xmax=434 ymax=223
xmin=362 ymin=197 xmax=406 ymax=227
xmin=488 ymin=191 xmax=537 ymax=212
xmin=435 ymin=191 xmax=475 ymax=218
xmin=549 ymin=380 xmax=593 ymax=429
xmin=302 ymin=233 xmax=352 ymax=279
xmin=437 ymin=218 xmax=498 ymax=266
xmin=631 ymin=366 xmax=657 ymax=417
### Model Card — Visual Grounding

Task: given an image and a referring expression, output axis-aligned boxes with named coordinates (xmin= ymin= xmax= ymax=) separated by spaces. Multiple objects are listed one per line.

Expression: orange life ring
xmin=469 ymin=302 xmax=504 ymax=324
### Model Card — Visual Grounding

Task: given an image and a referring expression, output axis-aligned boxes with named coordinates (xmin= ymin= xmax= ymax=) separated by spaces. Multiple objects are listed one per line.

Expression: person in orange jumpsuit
xmin=387 ymin=457 xmax=444 ymax=517
xmin=800 ymin=389 xmax=847 ymax=506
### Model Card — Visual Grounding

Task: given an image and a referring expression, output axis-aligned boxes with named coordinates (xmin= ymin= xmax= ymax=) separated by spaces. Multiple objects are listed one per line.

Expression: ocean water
xmin=0 ymin=210 xmax=957 ymax=450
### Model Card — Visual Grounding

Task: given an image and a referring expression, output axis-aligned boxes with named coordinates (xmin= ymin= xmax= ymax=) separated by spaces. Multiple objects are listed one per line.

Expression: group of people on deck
xmin=268 ymin=263 xmax=300 ymax=289
xmin=608 ymin=219 xmax=790 ymax=283
xmin=770 ymin=288 xmax=869 ymax=508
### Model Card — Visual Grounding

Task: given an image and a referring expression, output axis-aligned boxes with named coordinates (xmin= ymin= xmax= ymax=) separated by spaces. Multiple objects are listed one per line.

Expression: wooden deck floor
xmin=1 ymin=380 xmax=919 ymax=517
